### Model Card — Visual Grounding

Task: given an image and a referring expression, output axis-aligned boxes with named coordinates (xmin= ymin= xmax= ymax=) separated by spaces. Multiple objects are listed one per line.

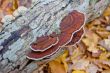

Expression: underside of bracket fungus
xmin=27 ymin=10 xmax=85 ymax=60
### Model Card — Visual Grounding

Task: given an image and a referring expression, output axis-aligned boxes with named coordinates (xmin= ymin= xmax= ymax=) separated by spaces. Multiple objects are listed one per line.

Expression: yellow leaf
xmin=49 ymin=60 xmax=66 ymax=73
xmin=0 ymin=0 xmax=18 ymax=17
xmin=99 ymin=52 xmax=109 ymax=60
xmin=60 ymin=50 xmax=68 ymax=72
xmin=99 ymin=52 xmax=107 ymax=60
xmin=72 ymin=70 xmax=86 ymax=73
xmin=98 ymin=46 xmax=106 ymax=52
xmin=12 ymin=0 xmax=18 ymax=10
xmin=103 ymin=5 xmax=110 ymax=16
xmin=53 ymin=50 xmax=68 ymax=72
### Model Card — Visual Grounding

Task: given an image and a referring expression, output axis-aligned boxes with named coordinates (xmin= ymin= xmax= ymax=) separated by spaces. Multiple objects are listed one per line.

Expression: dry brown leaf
xmin=82 ymin=29 xmax=101 ymax=53
xmin=92 ymin=49 xmax=103 ymax=57
xmin=99 ymin=39 xmax=110 ymax=51
xmin=96 ymin=30 xmax=110 ymax=38
xmin=72 ymin=59 xmax=89 ymax=70
xmin=93 ymin=59 xmax=110 ymax=70
xmin=0 ymin=0 xmax=19 ymax=16
xmin=101 ymin=60 xmax=110 ymax=67
xmin=0 ymin=0 xmax=31 ymax=18
xmin=86 ymin=63 xmax=99 ymax=73
xmin=102 ymin=70 xmax=110 ymax=73
xmin=70 ymin=47 xmax=83 ymax=60
xmin=106 ymin=26 xmax=110 ymax=31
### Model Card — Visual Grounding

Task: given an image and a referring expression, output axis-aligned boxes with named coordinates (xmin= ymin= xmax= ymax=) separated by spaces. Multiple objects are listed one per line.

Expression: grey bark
xmin=0 ymin=0 xmax=109 ymax=73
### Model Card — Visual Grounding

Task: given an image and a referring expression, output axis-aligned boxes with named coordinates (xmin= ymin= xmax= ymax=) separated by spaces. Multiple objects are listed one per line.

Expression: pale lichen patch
xmin=3 ymin=39 xmax=25 ymax=62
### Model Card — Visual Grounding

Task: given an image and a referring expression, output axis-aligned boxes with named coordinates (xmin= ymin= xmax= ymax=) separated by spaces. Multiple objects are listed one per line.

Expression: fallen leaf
xmin=72 ymin=59 xmax=89 ymax=70
xmin=60 ymin=51 xmax=69 ymax=72
xmin=0 ymin=0 xmax=31 ymax=18
xmin=102 ymin=70 xmax=110 ymax=73
xmin=86 ymin=63 xmax=99 ymax=73
xmin=99 ymin=52 xmax=110 ymax=60
xmin=99 ymin=39 xmax=110 ymax=51
xmin=71 ymin=47 xmax=83 ymax=60
xmin=0 ymin=0 xmax=19 ymax=16
xmin=72 ymin=70 xmax=86 ymax=73
xmin=49 ymin=60 xmax=66 ymax=73
xmin=103 ymin=5 xmax=110 ymax=16
xmin=82 ymin=32 xmax=100 ymax=53
xmin=96 ymin=30 xmax=110 ymax=38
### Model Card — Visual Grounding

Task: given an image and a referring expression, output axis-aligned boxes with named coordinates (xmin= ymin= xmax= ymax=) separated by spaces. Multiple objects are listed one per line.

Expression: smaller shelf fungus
xmin=27 ymin=10 xmax=85 ymax=61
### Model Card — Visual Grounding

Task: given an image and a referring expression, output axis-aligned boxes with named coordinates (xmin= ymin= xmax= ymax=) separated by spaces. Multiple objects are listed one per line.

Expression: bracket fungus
xmin=67 ymin=28 xmax=84 ymax=45
xmin=60 ymin=10 xmax=85 ymax=34
xmin=30 ymin=36 xmax=59 ymax=52
xmin=27 ymin=10 xmax=85 ymax=60
xmin=27 ymin=33 xmax=73 ymax=60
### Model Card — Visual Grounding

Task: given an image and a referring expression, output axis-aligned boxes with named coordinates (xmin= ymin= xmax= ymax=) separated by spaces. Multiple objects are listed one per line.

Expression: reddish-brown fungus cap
xmin=67 ymin=28 xmax=84 ymax=45
xmin=27 ymin=45 xmax=60 ymax=60
xmin=35 ymin=36 xmax=49 ymax=43
xmin=30 ymin=36 xmax=59 ymax=52
xmin=27 ymin=10 xmax=85 ymax=60
xmin=60 ymin=10 xmax=85 ymax=34
xmin=27 ymin=33 xmax=73 ymax=60
xmin=57 ymin=33 xmax=72 ymax=46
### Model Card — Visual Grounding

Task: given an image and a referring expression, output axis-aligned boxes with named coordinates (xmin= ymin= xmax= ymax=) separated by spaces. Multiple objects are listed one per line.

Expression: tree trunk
xmin=0 ymin=0 xmax=109 ymax=73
